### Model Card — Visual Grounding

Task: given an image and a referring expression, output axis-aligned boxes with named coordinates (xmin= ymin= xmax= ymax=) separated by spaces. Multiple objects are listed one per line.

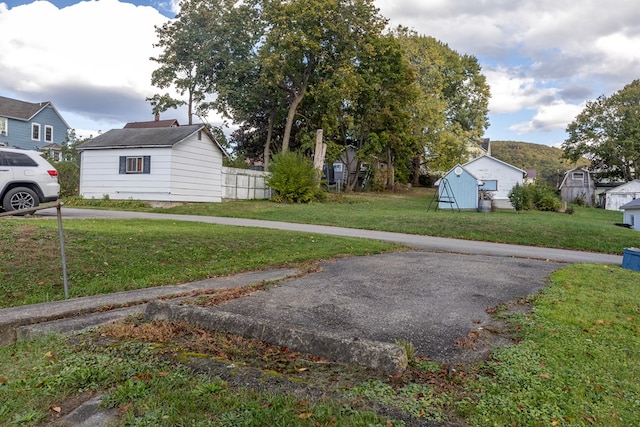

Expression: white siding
xmin=222 ymin=167 xmax=271 ymax=200
xmin=464 ymin=156 xmax=524 ymax=209
xmin=169 ymin=134 xmax=223 ymax=202
xmin=79 ymin=148 xmax=172 ymax=200
xmin=604 ymin=181 xmax=640 ymax=211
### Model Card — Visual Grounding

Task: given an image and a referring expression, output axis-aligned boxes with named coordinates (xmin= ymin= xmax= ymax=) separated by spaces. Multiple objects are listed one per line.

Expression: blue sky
xmin=1 ymin=0 xmax=639 ymax=146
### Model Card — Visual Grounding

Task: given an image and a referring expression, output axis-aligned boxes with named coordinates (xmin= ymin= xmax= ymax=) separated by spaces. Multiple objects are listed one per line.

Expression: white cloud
xmin=0 ymin=0 xmax=169 ymax=133
xmin=510 ymin=101 xmax=584 ymax=134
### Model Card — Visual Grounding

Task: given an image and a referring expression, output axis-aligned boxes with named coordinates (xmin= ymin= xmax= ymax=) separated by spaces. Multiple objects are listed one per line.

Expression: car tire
xmin=2 ymin=187 xmax=39 ymax=213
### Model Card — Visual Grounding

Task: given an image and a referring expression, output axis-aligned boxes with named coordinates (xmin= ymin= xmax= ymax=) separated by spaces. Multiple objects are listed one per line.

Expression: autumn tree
xmin=149 ymin=0 xmax=262 ymax=124
xmin=395 ymin=29 xmax=490 ymax=176
xmin=258 ymin=0 xmax=387 ymax=153
xmin=563 ymin=79 xmax=640 ymax=181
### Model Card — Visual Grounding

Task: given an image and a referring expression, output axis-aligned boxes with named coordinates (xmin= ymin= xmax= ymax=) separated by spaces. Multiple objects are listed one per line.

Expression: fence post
xmin=56 ymin=202 xmax=69 ymax=298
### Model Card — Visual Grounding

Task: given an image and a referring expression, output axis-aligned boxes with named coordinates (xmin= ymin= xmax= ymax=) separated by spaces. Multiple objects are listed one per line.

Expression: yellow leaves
xmin=50 ymin=405 xmax=61 ymax=413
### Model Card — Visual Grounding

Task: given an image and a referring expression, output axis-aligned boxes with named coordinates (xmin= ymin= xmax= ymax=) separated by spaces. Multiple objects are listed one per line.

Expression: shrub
xmin=52 ymin=161 xmax=80 ymax=197
xmin=509 ymin=182 xmax=562 ymax=212
xmin=508 ymin=183 xmax=528 ymax=211
xmin=266 ymin=152 xmax=325 ymax=203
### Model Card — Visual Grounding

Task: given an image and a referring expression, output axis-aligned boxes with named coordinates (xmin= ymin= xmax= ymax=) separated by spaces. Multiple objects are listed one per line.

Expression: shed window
xmin=571 ymin=172 xmax=584 ymax=180
xmin=44 ymin=125 xmax=53 ymax=143
xmin=31 ymin=123 xmax=41 ymax=141
xmin=480 ymin=180 xmax=498 ymax=191
xmin=119 ymin=156 xmax=151 ymax=174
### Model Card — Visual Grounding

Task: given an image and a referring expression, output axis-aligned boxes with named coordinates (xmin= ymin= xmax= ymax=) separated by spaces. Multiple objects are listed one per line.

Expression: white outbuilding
xmin=79 ymin=124 xmax=227 ymax=203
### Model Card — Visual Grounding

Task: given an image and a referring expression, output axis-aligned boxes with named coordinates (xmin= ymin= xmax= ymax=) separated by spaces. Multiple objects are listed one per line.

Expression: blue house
xmin=435 ymin=164 xmax=482 ymax=210
xmin=0 ymin=96 xmax=71 ymax=158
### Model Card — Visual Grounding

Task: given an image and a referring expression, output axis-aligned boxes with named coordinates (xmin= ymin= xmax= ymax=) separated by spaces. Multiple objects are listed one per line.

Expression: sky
xmin=1 ymin=0 xmax=639 ymax=147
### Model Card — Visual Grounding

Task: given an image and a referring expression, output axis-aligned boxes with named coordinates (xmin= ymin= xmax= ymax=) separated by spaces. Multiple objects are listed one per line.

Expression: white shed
xmin=621 ymin=199 xmax=640 ymax=231
xmin=602 ymin=180 xmax=640 ymax=211
xmin=79 ymin=124 xmax=227 ymax=203
xmin=462 ymin=155 xmax=526 ymax=209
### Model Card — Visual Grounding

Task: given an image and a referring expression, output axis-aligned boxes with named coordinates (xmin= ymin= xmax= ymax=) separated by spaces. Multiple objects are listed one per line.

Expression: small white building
xmin=79 ymin=125 xmax=227 ymax=203
xmin=602 ymin=180 xmax=640 ymax=211
xmin=621 ymin=199 xmax=640 ymax=231
xmin=462 ymin=155 xmax=526 ymax=209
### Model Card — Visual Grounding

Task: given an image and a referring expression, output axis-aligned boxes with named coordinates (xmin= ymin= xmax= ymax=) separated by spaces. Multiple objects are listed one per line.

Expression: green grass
xmin=65 ymin=189 xmax=636 ymax=254
xmin=460 ymin=264 xmax=640 ymax=426
xmin=2 ymin=191 xmax=639 ymax=425
xmin=2 ymin=265 xmax=639 ymax=426
xmin=0 ymin=333 xmax=399 ymax=426
xmin=0 ymin=219 xmax=401 ymax=308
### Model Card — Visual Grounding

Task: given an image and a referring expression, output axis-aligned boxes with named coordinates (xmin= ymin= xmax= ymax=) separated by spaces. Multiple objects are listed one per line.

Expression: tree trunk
xmin=263 ymin=107 xmax=277 ymax=172
xmin=386 ymin=147 xmax=395 ymax=190
xmin=412 ymin=156 xmax=421 ymax=186
xmin=281 ymin=86 xmax=307 ymax=153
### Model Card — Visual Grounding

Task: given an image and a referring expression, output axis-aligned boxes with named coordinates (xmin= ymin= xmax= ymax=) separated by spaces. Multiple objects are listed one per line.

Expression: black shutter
xmin=119 ymin=156 xmax=126 ymax=174
xmin=143 ymin=156 xmax=151 ymax=174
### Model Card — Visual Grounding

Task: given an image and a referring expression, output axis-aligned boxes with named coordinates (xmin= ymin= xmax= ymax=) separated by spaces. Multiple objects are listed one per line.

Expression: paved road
xmin=40 ymin=207 xmax=623 ymax=264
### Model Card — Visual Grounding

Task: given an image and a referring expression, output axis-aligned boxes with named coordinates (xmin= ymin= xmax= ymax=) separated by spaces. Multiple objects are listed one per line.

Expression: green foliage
xmin=345 ymin=380 xmax=449 ymax=421
xmin=508 ymin=183 xmax=527 ymax=212
xmin=266 ymin=152 xmax=325 ymax=203
xmin=491 ymin=140 xmax=588 ymax=186
xmin=464 ymin=265 xmax=640 ymax=426
xmin=52 ymin=160 xmax=80 ymax=197
xmin=563 ymin=79 xmax=640 ymax=182
xmin=508 ymin=182 xmax=561 ymax=212
xmin=395 ymin=28 xmax=490 ymax=174
xmin=223 ymin=154 xmax=251 ymax=169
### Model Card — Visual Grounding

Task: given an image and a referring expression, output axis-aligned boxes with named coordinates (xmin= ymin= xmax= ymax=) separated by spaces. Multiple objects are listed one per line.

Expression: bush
xmin=266 ymin=152 xmax=325 ymax=203
xmin=508 ymin=183 xmax=528 ymax=211
xmin=509 ymin=182 xmax=561 ymax=212
xmin=52 ymin=161 xmax=80 ymax=197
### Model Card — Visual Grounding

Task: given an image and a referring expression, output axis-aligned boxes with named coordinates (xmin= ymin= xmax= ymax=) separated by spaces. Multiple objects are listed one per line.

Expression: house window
xmin=0 ymin=118 xmax=7 ymax=136
xmin=480 ymin=180 xmax=498 ymax=191
xmin=119 ymin=156 xmax=151 ymax=174
xmin=571 ymin=172 xmax=584 ymax=180
xmin=32 ymin=123 xmax=41 ymax=141
xmin=44 ymin=125 xmax=53 ymax=143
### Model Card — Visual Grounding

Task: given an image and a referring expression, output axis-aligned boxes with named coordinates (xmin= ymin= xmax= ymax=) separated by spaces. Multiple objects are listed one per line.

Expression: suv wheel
xmin=3 ymin=187 xmax=39 ymax=212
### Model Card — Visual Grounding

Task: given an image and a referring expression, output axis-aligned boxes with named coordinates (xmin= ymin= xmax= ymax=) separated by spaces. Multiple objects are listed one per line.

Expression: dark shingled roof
xmin=79 ymin=124 xmax=207 ymax=150
xmin=124 ymin=119 xmax=180 ymax=129
xmin=0 ymin=96 xmax=50 ymax=121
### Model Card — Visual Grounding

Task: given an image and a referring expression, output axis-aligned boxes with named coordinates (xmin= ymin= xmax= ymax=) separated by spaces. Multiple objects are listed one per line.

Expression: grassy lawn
xmin=1 ymin=265 xmax=639 ymax=426
xmin=0 ymin=218 xmax=401 ymax=308
xmin=65 ymin=188 xmax=637 ymax=254
xmin=1 ymin=190 xmax=639 ymax=425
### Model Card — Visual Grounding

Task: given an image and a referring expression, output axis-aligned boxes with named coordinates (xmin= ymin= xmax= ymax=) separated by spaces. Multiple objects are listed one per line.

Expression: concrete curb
xmin=0 ymin=268 xmax=299 ymax=345
xmin=145 ymin=300 xmax=408 ymax=375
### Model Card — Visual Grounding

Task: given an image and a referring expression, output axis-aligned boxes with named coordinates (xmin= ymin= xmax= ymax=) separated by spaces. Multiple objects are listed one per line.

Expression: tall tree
xmin=563 ymin=79 xmax=640 ymax=181
xmin=258 ymin=0 xmax=387 ymax=153
xmin=395 ymin=29 xmax=490 ymax=175
xmin=149 ymin=0 xmax=261 ymax=124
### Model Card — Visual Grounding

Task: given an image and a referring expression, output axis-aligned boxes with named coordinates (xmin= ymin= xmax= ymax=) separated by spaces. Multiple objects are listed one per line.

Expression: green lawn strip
xmin=64 ymin=190 xmax=633 ymax=254
xmin=460 ymin=264 xmax=640 ymax=426
xmin=0 ymin=334 xmax=399 ymax=426
xmin=0 ymin=218 xmax=402 ymax=308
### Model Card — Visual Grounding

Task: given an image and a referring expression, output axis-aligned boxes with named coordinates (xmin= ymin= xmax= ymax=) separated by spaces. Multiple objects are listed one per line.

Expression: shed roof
xmin=78 ymin=124 xmax=226 ymax=155
xmin=605 ymin=179 xmax=640 ymax=194
xmin=620 ymin=198 xmax=640 ymax=210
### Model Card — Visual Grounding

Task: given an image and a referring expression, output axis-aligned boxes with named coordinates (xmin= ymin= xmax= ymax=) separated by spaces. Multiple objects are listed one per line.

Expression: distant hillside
xmin=490 ymin=141 xmax=589 ymax=186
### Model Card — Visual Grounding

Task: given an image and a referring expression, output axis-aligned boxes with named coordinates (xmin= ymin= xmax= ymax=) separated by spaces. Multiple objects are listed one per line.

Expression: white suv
xmin=0 ymin=147 xmax=60 ymax=212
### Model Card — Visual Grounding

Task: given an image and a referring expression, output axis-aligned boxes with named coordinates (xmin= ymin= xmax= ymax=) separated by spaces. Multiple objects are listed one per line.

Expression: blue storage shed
xmin=436 ymin=165 xmax=481 ymax=210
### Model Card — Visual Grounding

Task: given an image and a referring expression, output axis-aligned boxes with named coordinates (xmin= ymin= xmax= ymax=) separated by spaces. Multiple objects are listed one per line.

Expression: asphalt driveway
xmin=207 ymin=251 xmax=563 ymax=362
